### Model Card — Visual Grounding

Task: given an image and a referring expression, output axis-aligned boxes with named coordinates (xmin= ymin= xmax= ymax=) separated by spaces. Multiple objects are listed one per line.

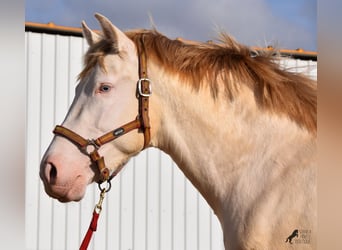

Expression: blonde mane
xmin=80 ymin=29 xmax=317 ymax=134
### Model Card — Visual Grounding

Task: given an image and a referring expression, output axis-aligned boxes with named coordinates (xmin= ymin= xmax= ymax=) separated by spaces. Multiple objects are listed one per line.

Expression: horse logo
xmin=285 ymin=229 xmax=299 ymax=244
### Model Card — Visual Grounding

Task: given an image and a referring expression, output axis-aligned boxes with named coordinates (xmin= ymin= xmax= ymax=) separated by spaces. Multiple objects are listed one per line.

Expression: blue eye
xmin=99 ymin=84 xmax=112 ymax=93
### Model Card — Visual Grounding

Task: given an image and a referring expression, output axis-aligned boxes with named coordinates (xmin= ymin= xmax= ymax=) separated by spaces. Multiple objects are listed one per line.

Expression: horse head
xmin=40 ymin=14 xmax=153 ymax=202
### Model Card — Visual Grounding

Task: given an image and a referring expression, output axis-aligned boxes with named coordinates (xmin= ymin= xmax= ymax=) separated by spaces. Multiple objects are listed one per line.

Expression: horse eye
xmin=99 ymin=84 xmax=112 ymax=93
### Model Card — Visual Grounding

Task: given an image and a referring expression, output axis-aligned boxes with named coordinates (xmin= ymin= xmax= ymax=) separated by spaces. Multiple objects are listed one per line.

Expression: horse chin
xmin=57 ymin=192 xmax=84 ymax=203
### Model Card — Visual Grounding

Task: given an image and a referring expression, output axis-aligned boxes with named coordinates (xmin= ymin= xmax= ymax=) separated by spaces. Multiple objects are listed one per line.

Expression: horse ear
xmin=94 ymin=13 xmax=131 ymax=51
xmin=81 ymin=21 xmax=100 ymax=46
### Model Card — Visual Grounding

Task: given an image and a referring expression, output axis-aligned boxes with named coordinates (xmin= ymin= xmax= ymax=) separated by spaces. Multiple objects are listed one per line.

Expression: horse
xmin=285 ymin=229 xmax=299 ymax=244
xmin=40 ymin=13 xmax=317 ymax=249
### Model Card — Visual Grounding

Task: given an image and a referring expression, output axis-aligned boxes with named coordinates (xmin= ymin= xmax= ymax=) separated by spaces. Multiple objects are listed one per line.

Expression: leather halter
xmin=53 ymin=37 xmax=151 ymax=183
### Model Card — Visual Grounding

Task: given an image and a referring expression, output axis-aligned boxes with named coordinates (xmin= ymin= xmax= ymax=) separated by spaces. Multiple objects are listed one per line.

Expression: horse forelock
xmin=78 ymin=39 xmax=120 ymax=80
xmin=79 ymin=28 xmax=317 ymax=134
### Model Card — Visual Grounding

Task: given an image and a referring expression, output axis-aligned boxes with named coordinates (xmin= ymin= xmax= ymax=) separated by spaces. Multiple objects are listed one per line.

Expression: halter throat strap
xmin=53 ymin=37 xmax=151 ymax=182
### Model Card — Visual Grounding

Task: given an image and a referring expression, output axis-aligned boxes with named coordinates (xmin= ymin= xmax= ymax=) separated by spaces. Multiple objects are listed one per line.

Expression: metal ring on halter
xmin=98 ymin=180 xmax=112 ymax=193
xmin=85 ymin=139 xmax=100 ymax=154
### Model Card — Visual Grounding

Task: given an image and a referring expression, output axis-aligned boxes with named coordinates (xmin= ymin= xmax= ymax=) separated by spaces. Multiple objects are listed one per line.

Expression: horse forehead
xmin=103 ymin=53 xmax=138 ymax=74
xmin=103 ymin=54 xmax=122 ymax=69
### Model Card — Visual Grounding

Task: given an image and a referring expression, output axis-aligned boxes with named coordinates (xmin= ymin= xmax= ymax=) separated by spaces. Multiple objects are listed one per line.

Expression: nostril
xmin=49 ymin=163 xmax=57 ymax=182
xmin=44 ymin=162 xmax=58 ymax=184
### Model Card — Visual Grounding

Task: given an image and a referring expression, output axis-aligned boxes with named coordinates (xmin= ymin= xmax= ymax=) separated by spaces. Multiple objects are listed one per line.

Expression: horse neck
xmin=148 ymin=62 xmax=316 ymax=221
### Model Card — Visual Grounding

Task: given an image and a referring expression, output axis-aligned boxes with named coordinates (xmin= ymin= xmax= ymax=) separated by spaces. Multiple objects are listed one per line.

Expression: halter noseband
xmin=53 ymin=37 xmax=151 ymax=183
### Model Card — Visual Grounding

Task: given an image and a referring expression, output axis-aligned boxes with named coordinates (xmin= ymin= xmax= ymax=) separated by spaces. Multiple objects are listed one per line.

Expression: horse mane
xmin=80 ymin=29 xmax=317 ymax=134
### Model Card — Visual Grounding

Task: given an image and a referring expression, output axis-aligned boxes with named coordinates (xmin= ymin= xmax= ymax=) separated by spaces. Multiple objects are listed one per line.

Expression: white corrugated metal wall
xmin=25 ymin=30 xmax=317 ymax=250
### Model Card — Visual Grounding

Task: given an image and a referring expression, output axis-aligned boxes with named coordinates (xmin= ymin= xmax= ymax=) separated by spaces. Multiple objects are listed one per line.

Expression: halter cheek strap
xmin=137 ymin=37 xmax=151 ymax=148
xmin=53 ymin=37 xmax=151 ymax=182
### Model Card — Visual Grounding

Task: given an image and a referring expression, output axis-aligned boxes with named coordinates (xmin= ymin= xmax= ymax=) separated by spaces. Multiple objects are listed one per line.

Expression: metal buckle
xmin=137 ymin=78 xmax=152 ymax=97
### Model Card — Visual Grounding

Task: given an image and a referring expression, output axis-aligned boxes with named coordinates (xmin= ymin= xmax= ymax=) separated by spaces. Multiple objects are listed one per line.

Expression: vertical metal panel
xmin=279 ymin=58 xmax=317 ymax=80
xmin=26 ymin=31 xmax=42 ymax=250
xmin=26 ymin=31 xmax=316 ymax=250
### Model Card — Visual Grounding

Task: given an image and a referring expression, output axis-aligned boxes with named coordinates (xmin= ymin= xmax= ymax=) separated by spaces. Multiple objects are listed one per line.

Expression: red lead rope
xmin=79 ymin=211 xmax=100 ymax=250
xmin=79 ymin=186 xmax=107 ymax=250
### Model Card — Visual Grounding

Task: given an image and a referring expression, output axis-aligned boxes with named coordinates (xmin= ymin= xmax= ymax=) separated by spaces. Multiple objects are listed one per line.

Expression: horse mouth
xmin=43 ymin=176 xmax=88 ymax=202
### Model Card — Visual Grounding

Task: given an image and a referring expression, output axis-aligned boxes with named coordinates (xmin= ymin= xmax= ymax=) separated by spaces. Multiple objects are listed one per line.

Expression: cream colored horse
xmin=40 ymin=14 xmax=317 ymax=249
